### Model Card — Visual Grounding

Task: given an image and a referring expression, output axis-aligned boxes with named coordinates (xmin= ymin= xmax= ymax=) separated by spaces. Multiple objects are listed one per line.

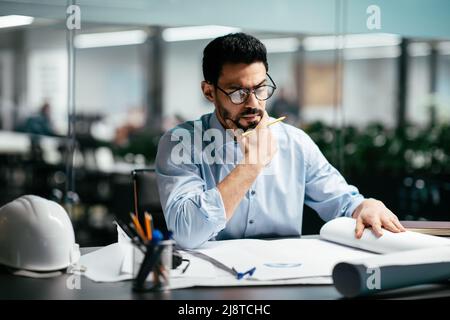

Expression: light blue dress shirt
xmin=155 ymin=112 xmax=365 ymax=249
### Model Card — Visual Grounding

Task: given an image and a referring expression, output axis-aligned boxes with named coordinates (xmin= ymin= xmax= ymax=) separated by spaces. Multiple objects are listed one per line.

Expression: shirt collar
xmin=209 ymin=110 xmax=225 ymax=132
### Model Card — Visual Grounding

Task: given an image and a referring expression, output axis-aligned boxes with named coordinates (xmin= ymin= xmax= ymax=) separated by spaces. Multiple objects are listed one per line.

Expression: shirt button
xmin=251 ymin=190 xmax=256 ymax=195
xmin=249 ymin=219 xmax=254 ymax=224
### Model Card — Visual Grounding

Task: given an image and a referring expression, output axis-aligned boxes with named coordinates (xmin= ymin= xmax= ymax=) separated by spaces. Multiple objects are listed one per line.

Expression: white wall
xmin=343 ymin=57 xmax=398 ymax=127
xmin=163 ymin=40 xmax=211 ymax=121
xmin=75 ymin=45 xmax=144 ymax=115
xmin=436 ymin=55 xmax=450 ymax=122
xmin=0 ymin=51 xmax=13 ymax=130
xmin=407 ymin=56 xmax=432 ymax=126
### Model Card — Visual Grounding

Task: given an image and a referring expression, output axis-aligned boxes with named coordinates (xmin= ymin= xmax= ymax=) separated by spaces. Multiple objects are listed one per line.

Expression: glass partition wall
xmin=0 ymin=0 xmax=449 ymax=244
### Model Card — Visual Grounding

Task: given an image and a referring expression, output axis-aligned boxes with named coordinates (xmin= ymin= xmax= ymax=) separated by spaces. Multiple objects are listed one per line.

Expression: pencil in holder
xmin=132 ymin=240 xmax=174 ymax=292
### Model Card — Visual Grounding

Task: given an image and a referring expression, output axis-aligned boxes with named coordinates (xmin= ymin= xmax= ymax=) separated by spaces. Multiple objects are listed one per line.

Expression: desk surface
xmin=2 ymin=247 xmax=450 ymax=300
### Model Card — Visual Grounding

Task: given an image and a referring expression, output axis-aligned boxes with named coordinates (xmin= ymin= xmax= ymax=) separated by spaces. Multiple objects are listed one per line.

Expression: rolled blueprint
xmin=332 ymin=246 xmax=450 ymax=298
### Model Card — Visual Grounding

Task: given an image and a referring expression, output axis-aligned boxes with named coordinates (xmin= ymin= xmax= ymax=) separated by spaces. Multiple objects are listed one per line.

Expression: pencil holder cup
xmin=132 ymin=240 xmax=174 ymax=292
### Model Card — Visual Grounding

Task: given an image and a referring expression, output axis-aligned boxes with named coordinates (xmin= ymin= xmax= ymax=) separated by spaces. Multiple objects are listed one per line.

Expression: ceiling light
xmin=74 ymin=30 xmax=147 ymax=49
xmin=262 ymin=37 xmax=300 ymax=53
xmin=0 ymin=15 xmax=34 ymax=29
xmin=162 ymin=25 xmax=241 ymax=42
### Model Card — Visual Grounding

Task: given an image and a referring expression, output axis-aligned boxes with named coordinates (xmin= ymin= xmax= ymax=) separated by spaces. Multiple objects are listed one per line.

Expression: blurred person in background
xmin=18 ymin=101 xmax=56 ymax=136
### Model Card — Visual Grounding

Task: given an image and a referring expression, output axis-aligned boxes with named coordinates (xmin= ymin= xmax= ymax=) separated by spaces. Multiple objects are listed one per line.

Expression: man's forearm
xmin=217 ymin=162 xmax=263 ymax=220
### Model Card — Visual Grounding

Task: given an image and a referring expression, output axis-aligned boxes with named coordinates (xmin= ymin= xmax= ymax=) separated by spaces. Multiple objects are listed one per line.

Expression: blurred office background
xmin=0 ymin=0 xmax=449 ymax=245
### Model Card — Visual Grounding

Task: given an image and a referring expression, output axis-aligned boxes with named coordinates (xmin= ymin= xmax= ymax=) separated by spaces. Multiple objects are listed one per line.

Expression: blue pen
xmin=232 ymin=267 xmax=256 ymax=280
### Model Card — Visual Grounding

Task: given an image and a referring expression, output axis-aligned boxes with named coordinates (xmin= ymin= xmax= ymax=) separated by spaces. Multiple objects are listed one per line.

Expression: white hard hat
xmin=0 ymin=195 xmax=80 ymax=272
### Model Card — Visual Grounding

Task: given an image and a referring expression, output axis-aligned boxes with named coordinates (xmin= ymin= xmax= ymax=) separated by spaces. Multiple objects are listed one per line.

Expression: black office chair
xmin=131 ymin=168 xmax=168 ymax=234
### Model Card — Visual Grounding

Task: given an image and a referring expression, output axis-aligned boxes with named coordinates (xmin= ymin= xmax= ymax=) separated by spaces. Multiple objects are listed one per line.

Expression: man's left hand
xmin=352 ymin=198 xmax=406 ymax=239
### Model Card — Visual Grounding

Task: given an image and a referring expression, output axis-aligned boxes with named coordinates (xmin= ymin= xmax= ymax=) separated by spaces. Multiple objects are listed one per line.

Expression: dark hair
xmin=202 ymin=32 xmax=268 ymax=85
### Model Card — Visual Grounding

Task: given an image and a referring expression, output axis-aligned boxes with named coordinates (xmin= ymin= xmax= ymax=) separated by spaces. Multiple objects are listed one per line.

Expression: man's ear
xmin=201 ymin=81 xmax=215 ymax=102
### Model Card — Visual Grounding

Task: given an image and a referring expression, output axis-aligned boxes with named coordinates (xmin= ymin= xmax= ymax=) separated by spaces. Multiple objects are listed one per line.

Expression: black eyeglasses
xmin=214 ymin=73 xmax=277 ymax=105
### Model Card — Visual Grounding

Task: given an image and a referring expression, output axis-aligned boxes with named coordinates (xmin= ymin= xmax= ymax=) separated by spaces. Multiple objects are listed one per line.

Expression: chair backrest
xmin=131 ymin=168 xmax=168 ymax=234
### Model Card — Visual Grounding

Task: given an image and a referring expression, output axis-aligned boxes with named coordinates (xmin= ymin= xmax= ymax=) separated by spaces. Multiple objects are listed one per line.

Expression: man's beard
xmin=217 ymin=104 xmax=264 ymax=131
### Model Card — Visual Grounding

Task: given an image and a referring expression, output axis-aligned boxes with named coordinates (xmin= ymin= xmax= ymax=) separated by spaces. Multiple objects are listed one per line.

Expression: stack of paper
xmin=191 ymin=238 xmax=375 ymax=281
xmin=76 ymin=224 xmax=135 ymax=282
xmin=402 ymin=220 xmax=450 ymax=237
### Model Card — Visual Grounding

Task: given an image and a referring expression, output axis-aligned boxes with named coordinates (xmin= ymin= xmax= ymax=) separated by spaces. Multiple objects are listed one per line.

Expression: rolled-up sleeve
xmin=302 ymin=133 xmax=365 ymax=221
xmin=155 ymin=133 xmax=227 ymax=249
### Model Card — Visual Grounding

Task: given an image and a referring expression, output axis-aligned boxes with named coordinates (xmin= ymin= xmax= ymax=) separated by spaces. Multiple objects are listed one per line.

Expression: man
xmin=156 ymin=33 xmax=405 ymax=249
xmin=20 ymin=102 xmax=56 ymax=136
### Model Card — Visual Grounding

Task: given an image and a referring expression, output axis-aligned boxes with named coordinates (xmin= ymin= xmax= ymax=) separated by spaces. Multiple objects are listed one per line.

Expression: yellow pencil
xmin=144 ymin=212 xmax=153 ymax=241
xmin=130 ymin=212 xmax=147 ymax=242
xmin=242 ymin=116 xmax=286 ymax=137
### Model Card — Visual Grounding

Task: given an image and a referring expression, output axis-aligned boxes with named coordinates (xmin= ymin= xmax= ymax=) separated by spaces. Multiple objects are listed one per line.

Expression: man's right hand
xmin=220 ymin=111 xmax=278 ymax=219
xmin=226 ymin=111 xmax=278 ymax=167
